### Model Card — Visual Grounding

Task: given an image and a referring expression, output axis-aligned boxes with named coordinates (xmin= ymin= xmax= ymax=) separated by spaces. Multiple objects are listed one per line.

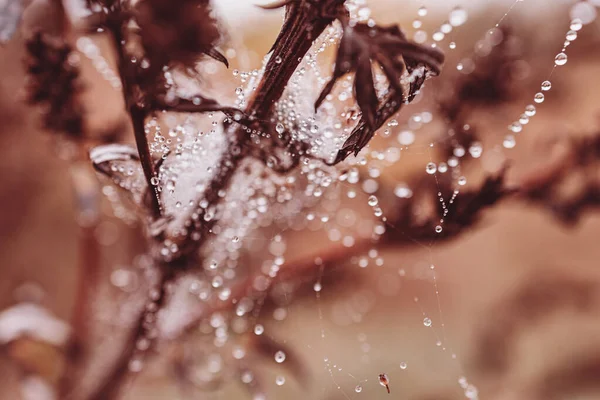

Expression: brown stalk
xmin=83 ymin=6 xmax=347 ymax=396
xmin=172 ymin=0 xmax=345 ymax=259
xmin=105 ymin=15 xmax=163 ymax=218
xmin=58 ymin=163 xmax=103 ymax=399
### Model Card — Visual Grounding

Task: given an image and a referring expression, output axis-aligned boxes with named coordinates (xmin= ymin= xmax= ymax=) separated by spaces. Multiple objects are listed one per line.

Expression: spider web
xmin=222 ymin=1 xmax=587 ymax=399
xmin=64 ymin=0 xmax=591 ymax=398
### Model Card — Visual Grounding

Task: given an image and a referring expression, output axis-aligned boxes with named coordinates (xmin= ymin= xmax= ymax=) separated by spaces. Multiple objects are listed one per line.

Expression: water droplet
xmin=417 ymin=6 xmax=427 ymax=17
xmin=519 ymin=114 xmax=530 ymax=125
xmin=313 ymin=282 xmax=322 ymax=292
xmin=570 ymin=2 xmax=597 ymax=25
xmin=150 ymin=176 xmax=159 ymax=186
xmin=426 ymin=162 xmax=437 ymax=174
xmin=465 ymin=384 xmax=479 ymax=399
xmin=449 ymin=7 xmax=468 ymax=27
xmin=566 ymin=30 xmax=578 ymax=41
xmin=254 ymin=324 xmax=264 ymax=335
xmin=423 ymin=317 xmax=432 ymax=327
xmin=394 ymin=184 xmax=413 ymax=198
xmin=276 ymin=123 xmax=285 ymax=134
xmin=503 ymin=135 xmax=516 ymax=149
xmin=570 ymin=18 xmax=583 ymax=31
xmin=275 ymin=375 xmax=286 ymax=386
xmin=400 ymin=362 xmax=407 ymax=370
xmin=397 ymin=130 xmax=415 ymax=145
xmin=509 ymin=122 xmax=522 ymax=133
xmin=128 ymin=358 xmax=143 ymax=372
xmin=235 ymin=87 xmax=243 ymax=95
xmin=413 ymin=30 xmax=428 ymax=44
xmin=432 ymin=31 xmax=445 ymax=41
xmin=541 ymin=80 xmax=552 ymax=91
xmin=525 ymin=104 xmax=536 ymax=117
xmin=274 ymin=351 xmax=286 ymax=363
xmin=468 ymin=142 xmax=483 ymax=158
xmin=275 ymin=56 xmax=282 ymax=64
xmin=355 ymin=385 xmax=363 ymax=393
xmin=458 ymin=176 xmax=467 ymax=186
xmin=449 ymin=41 xmax=456 ymax=49
xmin=554 ymin=52 xmax=568 ymax=66
xmin=534 ymin=92 xmax=545 ymax=103
xmin=368 ymin=195 xmax=378 ymax=207
xmin=435 ymin=225 xmax=443 ymax=233
xmin=165 ymin=179 xmax=176 ymax=192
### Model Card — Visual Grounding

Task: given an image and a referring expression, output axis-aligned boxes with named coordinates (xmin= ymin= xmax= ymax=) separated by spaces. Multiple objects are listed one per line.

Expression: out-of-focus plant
xmin=2 ymin=0 xmax=600 ymax=399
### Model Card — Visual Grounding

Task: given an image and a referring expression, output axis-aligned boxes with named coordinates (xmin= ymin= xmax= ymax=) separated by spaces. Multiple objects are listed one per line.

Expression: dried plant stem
xmin=130 ymin=105 xmax=162 ymax=217
xmin=59 ymin=222 xmax=101 ymax=397
xmin=173 ymin=6 xmax=334 ymax=259
xmin=59 ymin=164 xmax=102 ymax=398
xmin=107 ymin=19 xmax=163 ymax=218
xmin=86 ymin=264 xmax=170 ymax=400
xmin=87 ymin=317 xmax=143 ymax=400
xmin=81 ymin=9 xmax=339 ymax=398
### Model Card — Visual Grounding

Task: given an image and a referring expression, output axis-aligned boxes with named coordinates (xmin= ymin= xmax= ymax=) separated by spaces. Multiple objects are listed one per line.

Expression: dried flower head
xmin=135 ymin=0 xmax=227 ymax=70
xmin=24 ymin=32 xmax=84 ymax=138
xmin=316 ymin=23 xmax=444 ymax=163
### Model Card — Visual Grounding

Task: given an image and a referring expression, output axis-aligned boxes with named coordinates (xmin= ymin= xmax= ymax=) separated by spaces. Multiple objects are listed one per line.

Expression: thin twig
xmin=106 ymin=16 xmax=163 ymax=218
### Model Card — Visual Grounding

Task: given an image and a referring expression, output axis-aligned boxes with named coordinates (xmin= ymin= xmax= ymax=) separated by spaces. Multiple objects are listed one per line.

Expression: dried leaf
xmin=385 ymin=166 xmax=511 ymax=244
xmin=315 ymin=23 xmax=444 ymax=163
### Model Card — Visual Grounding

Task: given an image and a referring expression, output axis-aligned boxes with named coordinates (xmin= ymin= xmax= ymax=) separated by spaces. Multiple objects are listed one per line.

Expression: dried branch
xmin=471 ymin=273 xmax=597 ymax=376
xmin=385 ymin=166 xmax=512 ymax=244
xmin=517 ymin=132 xmax=600 ymax=224
xmin=58 ymin=163 xmax=102 ymax=398
xmin=437 ymin=26 xmax=523 ymax=159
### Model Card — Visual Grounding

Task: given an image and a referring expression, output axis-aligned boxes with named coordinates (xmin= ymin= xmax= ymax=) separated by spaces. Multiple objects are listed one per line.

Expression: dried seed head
xmin=24 ymin=32 xmax=84 ymax=138
xmin=135 ymin=0 xmax=226 ymax=71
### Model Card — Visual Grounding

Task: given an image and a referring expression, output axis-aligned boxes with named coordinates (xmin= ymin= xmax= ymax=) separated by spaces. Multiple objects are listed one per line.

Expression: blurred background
xmin=1 ymin=0 xmax=600 ymax=399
